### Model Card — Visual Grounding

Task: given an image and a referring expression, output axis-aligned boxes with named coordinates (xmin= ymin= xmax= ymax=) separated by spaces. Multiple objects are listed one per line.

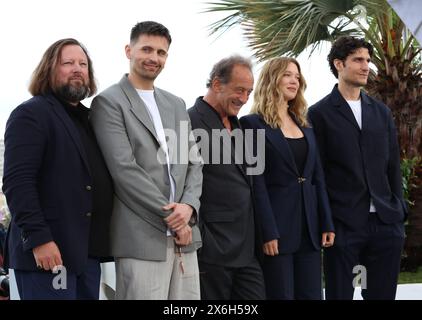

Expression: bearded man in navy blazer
xmin=2 ymin=39 xmax=113 ymax=299
xmin=308 ymin=36 xmax=407 ymax=300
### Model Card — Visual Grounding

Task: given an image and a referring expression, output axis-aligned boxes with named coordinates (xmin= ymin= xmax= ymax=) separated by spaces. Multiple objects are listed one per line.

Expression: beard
xmin=55 ymin=81 xmax=89 ymax=104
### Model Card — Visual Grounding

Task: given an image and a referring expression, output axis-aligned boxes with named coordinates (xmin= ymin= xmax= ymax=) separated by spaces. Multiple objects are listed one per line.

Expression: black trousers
xmin=14 ymin=257 xmax=101 ymax=300
xmin=263 ymin=226 xmax=322 ymax=300
xmin=324 ymin=213 xmax=405 ymax=300
xmin=199 ymin=257 xmax=265 ymax=300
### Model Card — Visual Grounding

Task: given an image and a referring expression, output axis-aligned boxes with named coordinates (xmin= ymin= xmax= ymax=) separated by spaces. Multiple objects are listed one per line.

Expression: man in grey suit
xmin=90 ymin=21 xmax=203 ymax=300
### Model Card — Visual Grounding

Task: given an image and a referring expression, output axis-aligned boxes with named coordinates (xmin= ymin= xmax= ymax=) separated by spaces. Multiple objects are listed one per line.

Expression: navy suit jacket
xmin=308 ymin=85 xmax=407 ymax=230
xmin=240 ymin=114 xmax=334 ymax=254
xmin=3 ymin=94 xmax=96 ymax=274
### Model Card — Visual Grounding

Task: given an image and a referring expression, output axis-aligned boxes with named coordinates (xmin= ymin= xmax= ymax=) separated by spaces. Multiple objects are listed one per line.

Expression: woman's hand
xmin=263 ymin=239 xmax=279 ymax=256
xmin=322 ymin=232 xmax=335 ymax=247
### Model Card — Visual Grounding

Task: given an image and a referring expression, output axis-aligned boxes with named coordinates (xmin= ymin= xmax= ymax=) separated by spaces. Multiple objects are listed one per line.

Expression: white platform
xmin=352 ymin=283 xmax=422 ymax=300
xmin=8 ymin=263 xmax=422 ymax=300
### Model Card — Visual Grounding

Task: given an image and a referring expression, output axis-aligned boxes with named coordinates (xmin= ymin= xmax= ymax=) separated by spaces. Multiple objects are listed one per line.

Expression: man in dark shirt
xmin=2 ymin=38 xmax=113 ymax=299
xmin=188 ymin=55 xmax=265 ymax=299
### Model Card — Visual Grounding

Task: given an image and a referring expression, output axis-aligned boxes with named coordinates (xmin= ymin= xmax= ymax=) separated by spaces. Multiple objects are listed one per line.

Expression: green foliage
xmin=398 ymin=266 xmax=422 ymax=284
xmin=206 ymin=0 xmax=422 ymax=269
xmin=206 ymin=0 xmax=376 ymax=58
xmin=401 ymin=157 xmax=421 ymax=206
xmin=205 ymin=0 xmax=420 ymax=72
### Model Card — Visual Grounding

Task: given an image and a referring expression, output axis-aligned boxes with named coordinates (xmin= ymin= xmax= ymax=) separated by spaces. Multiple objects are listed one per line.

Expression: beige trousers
xmin=115 ymin=237 xmax=200 ymax=300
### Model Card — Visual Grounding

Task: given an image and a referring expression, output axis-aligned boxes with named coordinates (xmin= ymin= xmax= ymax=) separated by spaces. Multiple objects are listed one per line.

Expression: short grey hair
xmin=206 ymin=55 xmax=253 ymax=88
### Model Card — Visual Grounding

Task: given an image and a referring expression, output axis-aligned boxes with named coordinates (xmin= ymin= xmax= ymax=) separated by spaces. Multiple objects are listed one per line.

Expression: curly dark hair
xmin=327 ymin=36 xmax=373 ymax=78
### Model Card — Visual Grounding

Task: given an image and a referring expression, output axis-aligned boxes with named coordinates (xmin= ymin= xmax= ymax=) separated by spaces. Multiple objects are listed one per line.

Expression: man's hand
xmin=322 ymin=232 xmax=335 ymax=247
xmin=174 ymin=225 xmax=192 ymax=246
xmin=163 ymin=202 xmax=193 ymax=231
xmin=32 ymin=241 xmax=63 ymax=271
xmin=263 ymin=239 xmax=279 ymax=256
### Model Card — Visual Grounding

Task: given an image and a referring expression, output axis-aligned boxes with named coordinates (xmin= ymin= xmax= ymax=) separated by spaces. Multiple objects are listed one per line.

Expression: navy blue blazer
xmin=240 ymin=114 xmax=334 ymax=254
xmin=3 ymin=94 xmax=95 ymax=274
xmin=308 ymin=85 xmax=407 ymax=230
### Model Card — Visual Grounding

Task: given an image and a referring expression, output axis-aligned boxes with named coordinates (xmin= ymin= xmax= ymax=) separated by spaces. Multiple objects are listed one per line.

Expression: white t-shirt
xmin=137 ymin=89 xmax=176 ymax=233
xmin=347 ymin=99 xmax=362 ymax=129
xmin=347 ymin=99 xmax=376 ymax=213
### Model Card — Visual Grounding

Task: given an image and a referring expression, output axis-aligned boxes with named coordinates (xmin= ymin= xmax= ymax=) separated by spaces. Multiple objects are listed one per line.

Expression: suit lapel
xmin=301 ymin=127 xmax=316 ymax=178
xmin=196 ymin=99 xmax=250 ymax=183
xmin=231 ymin=117 xmax=249 ymax=180
xmin=197 ymin=100 xmax=231 ymax=170
xmin=259 ymin=117 xmax=298 ymax=175
xmin=331 ymin=85 xmax=361 ymax=132
xmin=360 ymin=91 xmax=374 ymax=134
xmin=242 ymin=125 xmax=254 ymax=185
xmin=196 ymin=99 xmax=225 ymax=132
xmin=48 ymin=95 xmax=91 ymax=175
xmin=155 ymin=89 xmax=175 ymax=131
xmin=119 ymin=75 xmax=160 ymax=143
xmin=155 ymin=88 xmax=176 ymax=161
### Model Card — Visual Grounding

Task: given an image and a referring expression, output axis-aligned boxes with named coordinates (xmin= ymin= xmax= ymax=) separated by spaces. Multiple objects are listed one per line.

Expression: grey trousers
xmin=115 ymin=237 xmax=200 ymax=300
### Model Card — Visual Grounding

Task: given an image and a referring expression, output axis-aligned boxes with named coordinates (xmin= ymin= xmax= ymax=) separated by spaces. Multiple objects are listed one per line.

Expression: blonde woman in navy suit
xmin=240 ymin=57 xmax=335 ymax=300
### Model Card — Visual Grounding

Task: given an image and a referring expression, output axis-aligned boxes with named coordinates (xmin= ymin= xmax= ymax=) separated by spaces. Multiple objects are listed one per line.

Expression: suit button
xmin=86 ymin=212 xmax=92 ymax=217
xmin=86 ymin=185 xmax=92 ymax=191
xmin=297 ymin=177 xmax=306 ymax=183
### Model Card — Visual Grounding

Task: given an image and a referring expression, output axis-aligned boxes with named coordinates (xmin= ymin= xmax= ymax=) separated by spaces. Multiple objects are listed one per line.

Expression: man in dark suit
xmin=308 ymin=36 xmax=407 ymax=300
xmin=188 ymin=55 xmax=265 ymax=300
xmin=2 ymin=38 xmax=114 ymax=299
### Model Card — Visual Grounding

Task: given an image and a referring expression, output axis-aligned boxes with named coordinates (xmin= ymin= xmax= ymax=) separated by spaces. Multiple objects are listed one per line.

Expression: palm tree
xmin=205 ymin=0 xmax=422 ymax=270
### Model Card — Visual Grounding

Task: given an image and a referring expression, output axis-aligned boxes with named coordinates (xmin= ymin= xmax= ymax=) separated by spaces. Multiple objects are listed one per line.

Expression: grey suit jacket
xmin=90 ymin=74 xmax=202 ymax=261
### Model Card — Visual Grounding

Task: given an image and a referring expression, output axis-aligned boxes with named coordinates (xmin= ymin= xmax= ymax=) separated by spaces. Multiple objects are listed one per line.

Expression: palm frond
xmin=205 ymin=0 xmax=366 ymax=60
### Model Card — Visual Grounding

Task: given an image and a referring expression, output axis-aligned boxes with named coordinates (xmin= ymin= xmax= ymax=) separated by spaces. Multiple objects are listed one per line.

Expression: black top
xmin=285 ymin=136 xmax=313 ymax=251
xmin=205 ymin=101 xmax=239 ymax=131
xmin=285 ymin=136 xmax=308 ymax=175
xmin=60 ymin=98 xmax=114 ymax=259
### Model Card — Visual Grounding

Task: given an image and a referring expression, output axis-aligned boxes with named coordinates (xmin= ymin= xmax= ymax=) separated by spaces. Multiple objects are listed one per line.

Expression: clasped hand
xmin=163 ymin=202 xmax=193 ymax=246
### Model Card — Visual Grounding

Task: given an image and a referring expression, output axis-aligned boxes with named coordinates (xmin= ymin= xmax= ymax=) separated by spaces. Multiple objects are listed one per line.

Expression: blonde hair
xmin=250 ymin=57 xmax=308 ymax=128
